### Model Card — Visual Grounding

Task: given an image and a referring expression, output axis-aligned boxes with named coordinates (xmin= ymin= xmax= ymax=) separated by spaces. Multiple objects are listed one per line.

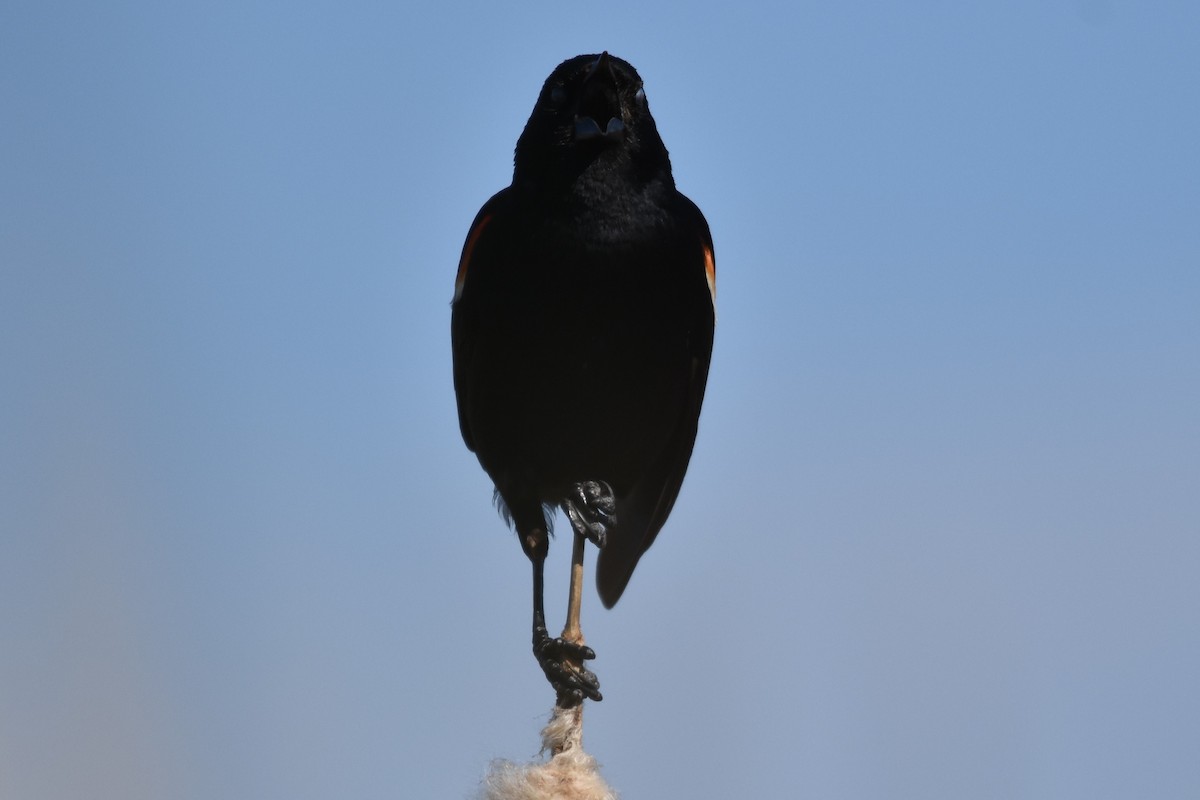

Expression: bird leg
xmin=562 ymin=526 xmax=586 ymax=645
xmin=550 ymin=480 xmax=617 ymax=706
xmin=528 ymin=481 xmax=614 ymax=706
xmin=554 ymin=527 xmax=592 ymax=710
xmin=530 ymin=528 xmax=601 ymax=706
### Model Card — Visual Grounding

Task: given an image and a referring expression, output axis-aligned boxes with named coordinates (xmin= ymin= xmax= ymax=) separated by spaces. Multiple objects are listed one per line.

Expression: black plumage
xmin=451 ymin=52 xmax=715 ymax=704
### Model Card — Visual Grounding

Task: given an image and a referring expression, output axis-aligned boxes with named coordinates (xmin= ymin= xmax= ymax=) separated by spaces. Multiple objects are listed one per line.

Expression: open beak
xmin=573 ymin=52 xmax=626 ymax=143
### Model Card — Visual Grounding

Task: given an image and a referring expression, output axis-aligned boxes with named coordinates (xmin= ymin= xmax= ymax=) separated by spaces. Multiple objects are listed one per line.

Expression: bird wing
xmin=595 ymin=196 xmax=716 ymax=608
xmin=451 ymin=188 xmax=511 ymax=454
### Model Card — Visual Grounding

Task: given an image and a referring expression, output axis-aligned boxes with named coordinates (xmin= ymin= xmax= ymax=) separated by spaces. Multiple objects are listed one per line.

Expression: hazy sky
xmin=2 ymin=2 xmax=1198 ymax=798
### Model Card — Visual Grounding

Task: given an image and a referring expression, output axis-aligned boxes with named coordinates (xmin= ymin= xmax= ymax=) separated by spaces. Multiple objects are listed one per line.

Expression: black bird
xmin=451 ymin=53 xmax=715 ymax=706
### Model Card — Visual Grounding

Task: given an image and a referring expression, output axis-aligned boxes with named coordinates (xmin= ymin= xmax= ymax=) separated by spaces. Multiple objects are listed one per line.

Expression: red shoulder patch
xmin=703 ymin=241 xmax=716 ymax=307
xmin=453 ymin=213 xmax=492 ymax=303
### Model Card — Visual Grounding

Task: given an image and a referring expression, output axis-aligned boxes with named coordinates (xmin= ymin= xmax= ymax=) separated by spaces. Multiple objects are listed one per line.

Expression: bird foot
xmin=562 ymin=480 xmax=616 ymax=548
xmin=534 ymin=629 xmax=603 ymax=706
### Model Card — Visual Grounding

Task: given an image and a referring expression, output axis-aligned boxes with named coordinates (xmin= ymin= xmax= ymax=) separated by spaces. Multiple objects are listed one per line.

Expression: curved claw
xmin=563 ymin=480 xmax=617 ymax=548
xmin=534 ymin=633 xmax=603 ymax=705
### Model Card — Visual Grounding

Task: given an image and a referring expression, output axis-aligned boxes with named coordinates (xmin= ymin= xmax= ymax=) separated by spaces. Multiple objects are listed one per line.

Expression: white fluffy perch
xmin=480 ymin=705 xmax=617 ymax=800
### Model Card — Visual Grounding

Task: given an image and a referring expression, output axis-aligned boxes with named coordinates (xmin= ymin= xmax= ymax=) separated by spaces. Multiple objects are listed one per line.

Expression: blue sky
xmin=2 ymin=2 xmax=1198 ymax=798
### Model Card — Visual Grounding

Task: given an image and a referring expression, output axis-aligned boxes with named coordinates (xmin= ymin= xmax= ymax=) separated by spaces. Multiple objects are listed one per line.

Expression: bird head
xmin=514 ymin=53 xmax=673 ymax=193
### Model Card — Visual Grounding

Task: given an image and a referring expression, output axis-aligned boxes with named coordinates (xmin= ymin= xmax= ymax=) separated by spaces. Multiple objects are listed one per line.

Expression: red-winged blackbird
xmin=451 ymin=53 xmax=715 ymax=705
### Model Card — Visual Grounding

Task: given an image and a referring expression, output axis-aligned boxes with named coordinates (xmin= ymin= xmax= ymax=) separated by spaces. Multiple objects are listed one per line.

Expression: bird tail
xmin=594 ymin=483 xmax=678 ymax=608
xmin=594 ymin=526 xmax=643 ymax=609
